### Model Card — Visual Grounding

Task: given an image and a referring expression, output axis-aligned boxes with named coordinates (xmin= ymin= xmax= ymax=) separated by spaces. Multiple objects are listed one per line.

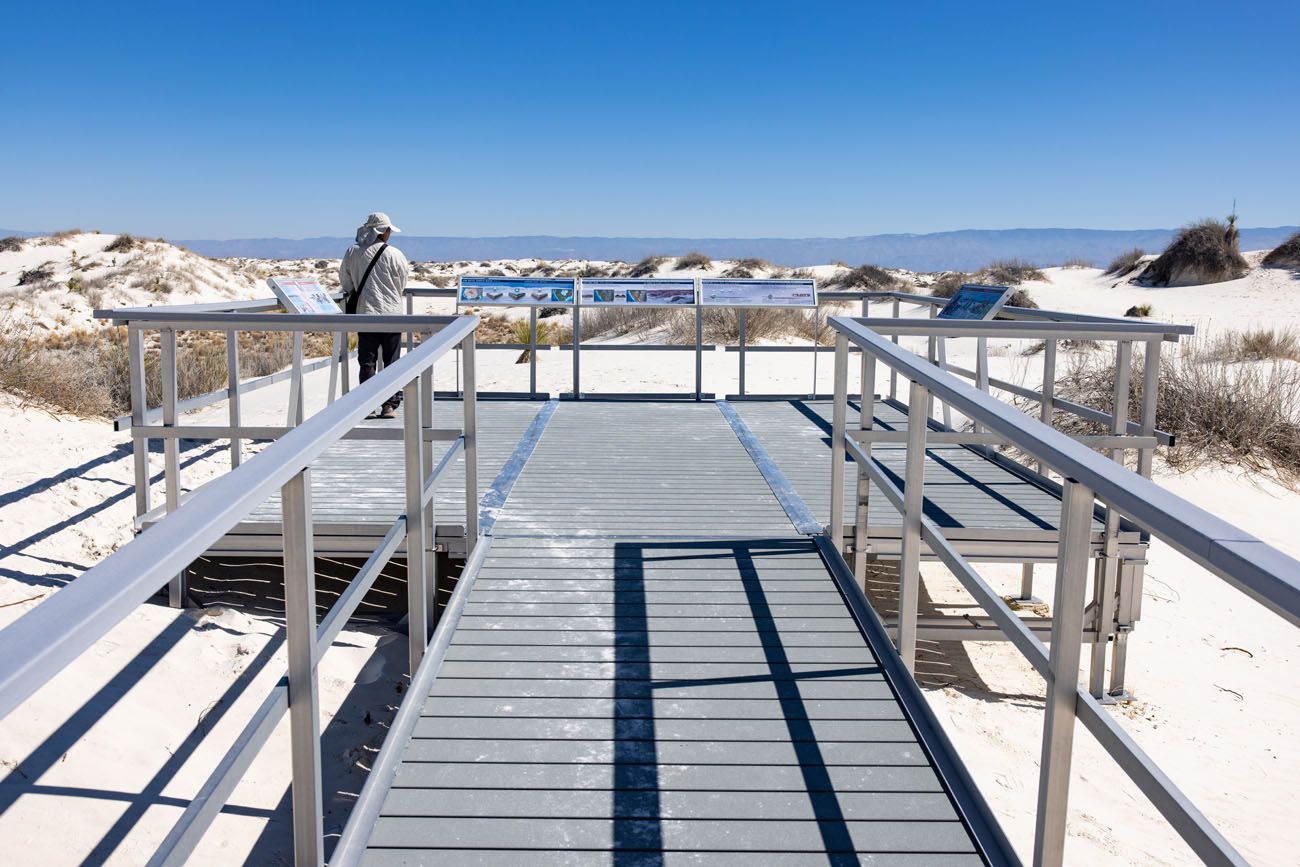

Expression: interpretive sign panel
xmin=268 ymin=277 xmax=341 ymax=314
xmin=936 ymin=284 xmax=1012 ymax=321
xmin=579 ymin=278 xmax=696 ymax=307
xmin=458 ymin=276 xmax=576 ymax=306
xmin=699 ymin=278 xmax=817 ymax=308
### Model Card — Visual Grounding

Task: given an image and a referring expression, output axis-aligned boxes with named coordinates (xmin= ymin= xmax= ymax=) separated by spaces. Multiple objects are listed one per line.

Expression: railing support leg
xmin=829 ymin=335 xmax=848 ymax=548
xmin=738 ymin=309 xmax=747 ymax=397
xmin=463 ymin=335 xmax=479 ymax=550
xmin=1038 ymin=338 xmax=1057 ymax=475
xmin=694 ymin=305 xmax=703 ymax=400
xmin=573 ymin=303 xmax=582 ymax=400
xmin=226 ymin=330 xmax=242 ymax=468
xmin=404 ymin=374 xmax=429 ymax=675
xmin=889 ymin=298 xmax=899 ymax=401
xmin=1109 ymin=558 xmax=1143 ymax=696
xmin=897 ymin=379 xmax=928 ymax=672
xmin=1019 ymin=562 xmax=1035 ymax=600
xmin=281 ymin=469 xmax=323 ymax=867
xmin=128 ymin=325 xmax=152 ymax=519
xmin=854 ymin=353 xmax=875 ymax=583
xmin=1138 ymin=339 xmax=1161 ymax=478
xmin=161 ymin=329 xmax=185 ymax=607
xmin=287 ymin=331 xmax=304 ymax=427
xmin=326 ymin=331 xmax=341 ymax=405
xmin=1034 ymin=478 xmax=1094 ymax=867
xmin=528 ymin=307 xmax=538 ymax=398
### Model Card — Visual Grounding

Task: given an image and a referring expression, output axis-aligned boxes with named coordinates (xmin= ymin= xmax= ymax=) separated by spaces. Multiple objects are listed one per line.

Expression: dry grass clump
xmin=1055 ymin=344 xmax=1300 ymax=484
xmin=0 ymin=322 xmax=336 ymax=418
xmin=1061 ymin=258 xmax=1093 ymax=269
xmin=105 ymin=233 xmax=143 ymax=253
xmin=581 ymin=306 xmax=680 ymax=339
xmin=43 ymin=229 xmax=83 ymax=243
xmin=980 ymin=258 xmax=1046 ymax=284
xmin=579 ymin=263 xmax=614 ymax=278
xmin=670 ymin=307 xmax=829 ymax=346
xmin=839 ymin=264 xmax=899 ymax=291
xmin=1262 ymin=231 xmax=1300 ymax=269
xmin=1105 ymin=248 xmax=1146 ymax=277
xmin=1140 ymin=218 xmax=1247 ymax=286
xmin=930 ymin=272 xmax=968 ymax=299
xmin=1124 ymin=304 xmax=1153 ymax=318
xmin=0 ymin=236 xmax=24 ymax=253
xmin=1203 ymin=327 xmax=1300 ymax=363
xmin=723 ymin=264 xmax=755 ymax=279
xmin=674 ymin=252 xmax=712 ymax=270
xmin=627 ymin=256 xmax=666 ymax=278
xmin=1021 ymin=339 xmax=1101 ymax=356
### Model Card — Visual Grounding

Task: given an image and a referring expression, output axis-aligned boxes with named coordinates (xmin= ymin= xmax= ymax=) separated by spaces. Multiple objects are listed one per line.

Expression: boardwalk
xmin=357 ymin=400 xmax=1002 ymax=864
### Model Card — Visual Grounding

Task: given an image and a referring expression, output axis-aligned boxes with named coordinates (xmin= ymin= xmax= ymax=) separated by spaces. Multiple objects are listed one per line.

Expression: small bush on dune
xmin=627 ymin=256 xmax=666 ymax=278
xmin=1105 ymin=248 xmax=1146 ymax=277
xmin=839 ymin=264 xmax=899 ymax=290
xmin=980 ymin=258 xmax=1046 ymax=285
xmin=1262 ymin=231 xmax=1300 ymax=269
xmin=930 ymin=272 xmax=969 ymax=299
xmin=43 ymin=228 xmax=83 ymax=244
xmin=0 ymin=236 xmax=24 ymax=253
xmin=1204 ymin=327 xmax=1300 ymax=363
xmin=1061 ymin=258 xmax=1093 ymax=269
xmin=1055 ymin=345 xmax=1300 ymax=484
xmin=17 ymin=264 xmax=54 ymax=286
xmin=1140 ymin=218 xmax=1247 ymax=287
xmin=579 ymin=263 xmax=612 ymax=278
xmin=674 ymin=252 xmax=712 ymax=270
xmin=723 ymin=264 xmax=754 ymax=279
xmin=735 ymin=258 xmax=770 ymax=271
xmin=1125 ymin=304 xmax=1153 ymax=317
xmin=581 ymin=306 xmax=680 ymax=339
xmin=105 ymin=233 xmax=143 ymax=253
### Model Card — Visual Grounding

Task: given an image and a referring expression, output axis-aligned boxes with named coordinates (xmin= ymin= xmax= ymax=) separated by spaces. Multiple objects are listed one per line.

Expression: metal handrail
xmin=0 ymin=314 xmax=480 ymax=866
xmin=827 ymin=314 xmax=1299 ymax=866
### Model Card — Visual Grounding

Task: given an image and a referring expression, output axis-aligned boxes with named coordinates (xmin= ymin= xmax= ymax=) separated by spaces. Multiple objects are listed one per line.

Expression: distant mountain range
xmin=6 ymin=226 xmax=1297 ymax=271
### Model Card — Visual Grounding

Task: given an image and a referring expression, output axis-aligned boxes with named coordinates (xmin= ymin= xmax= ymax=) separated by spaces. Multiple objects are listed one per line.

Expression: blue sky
xmin=2 ymin=1 xmax=1297 ymax=239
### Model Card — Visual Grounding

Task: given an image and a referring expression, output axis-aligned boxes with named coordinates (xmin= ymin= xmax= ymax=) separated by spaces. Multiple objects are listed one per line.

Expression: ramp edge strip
xmin=479 ymin=399 xmax=559 ymax=535
xmin=716 ymin=399 xmax=823 ymax=535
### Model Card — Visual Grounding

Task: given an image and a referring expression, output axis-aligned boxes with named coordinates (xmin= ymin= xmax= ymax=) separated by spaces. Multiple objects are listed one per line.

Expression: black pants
xmin=357 ymin=332 xmax=402 ymax=408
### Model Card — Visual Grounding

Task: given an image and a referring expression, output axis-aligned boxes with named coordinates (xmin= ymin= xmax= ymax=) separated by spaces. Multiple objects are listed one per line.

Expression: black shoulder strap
xmin=347 ymin=243 xmax=388 ymax=314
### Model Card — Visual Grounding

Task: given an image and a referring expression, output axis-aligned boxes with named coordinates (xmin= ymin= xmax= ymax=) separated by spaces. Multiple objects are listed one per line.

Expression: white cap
xmin=362 ymin=212 xmax=401 ymax=233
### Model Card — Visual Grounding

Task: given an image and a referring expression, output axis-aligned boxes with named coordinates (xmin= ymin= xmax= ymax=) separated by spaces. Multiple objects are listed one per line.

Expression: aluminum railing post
xmin=573 ymin=303 xmax=582 ymax=400
xmin=287 ymin=331 xmax=304 ymax=427
xmin=1038 ymin=338 xmax=1058 ymax=476
xmin=1138 ymin=338 xmax=1161 ymax=478
xmin=405 ymin=295 xmax=414 ymax=351
xmin=811 ymin=307 xmax=820 ymax=398
xmin=935 ymin=335 xmax=953 ymax=429
xmin=341 ymin=330 xmax=351 ymax=396
xmin=1090 ymin=340 xmax=1132 ymax=697
xmin=738 ymin=309 xmax=747 ymax=397
xmin=463 ymin=334 xmax=479 ymax=550
xmin=226 ymin=330 xmax=242 ymax=468
xmin=829 ymin=335 xmax=848 ymax=549
xmin=925 ymin=304 xmax=938 ymax=421
xmin=854 ymin=353 xmax=875 ymax=583
xmin=1019 ymin=563 xmax=1035 ymax=601
xmin=889 ymin=298 xmax=899 ymax=400
xmin=529 ymin=307 xmax=538 ymax=398
xmin=973 ymin=336 xmax=989 ymax=434
xmin=897 ymin=379 xmax=928 ymax=672
xmin=1034 ymin=478 xmax=1094 ymax=867
xmin=281 ymin=469 xmax=323 ymax=867
xmin=403 ymin=373 xmax=429 ymax=675
xmin=694 ymin=305 xmax=703 ymax=400
xmin=128 ymin=325 xmax=152 ymax=518
xmin=161 ymin=329 xmax=185 ymax=607
xmin=326 ymin=331 xmax=340 ymax=405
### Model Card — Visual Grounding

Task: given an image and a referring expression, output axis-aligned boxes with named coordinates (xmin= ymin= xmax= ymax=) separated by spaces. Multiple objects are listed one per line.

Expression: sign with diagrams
xmin=699 ymin=278 xmax=817 ymax=308
xmin=267 ymin=277 xmax=342 ymax=315
xmin=579 ymin=278 xmax=697 ymax=307
xmin=458 ymin=276 xmax=576 ymax=306
xmin=935 ymin=284 xmax=1013 ymax=321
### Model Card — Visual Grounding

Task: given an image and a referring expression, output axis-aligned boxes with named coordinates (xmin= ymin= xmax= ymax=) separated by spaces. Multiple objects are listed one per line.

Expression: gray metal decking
xmin=357 ymin=400 xmax=1007 ymax=864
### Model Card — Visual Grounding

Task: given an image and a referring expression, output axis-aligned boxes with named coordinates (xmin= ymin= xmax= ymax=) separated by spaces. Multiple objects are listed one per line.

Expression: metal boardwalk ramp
xmin=356 ymin=401 xmax=1009 ymax=865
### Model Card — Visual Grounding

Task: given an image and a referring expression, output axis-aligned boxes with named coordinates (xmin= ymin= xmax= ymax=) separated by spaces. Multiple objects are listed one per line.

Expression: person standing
xmin=341 ymin=212 xmax=410 ymax=418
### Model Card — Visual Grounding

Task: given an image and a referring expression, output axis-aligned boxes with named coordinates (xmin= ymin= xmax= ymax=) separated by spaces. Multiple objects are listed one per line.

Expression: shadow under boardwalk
xmin=362 ymin=536 xmax=984 ymax=865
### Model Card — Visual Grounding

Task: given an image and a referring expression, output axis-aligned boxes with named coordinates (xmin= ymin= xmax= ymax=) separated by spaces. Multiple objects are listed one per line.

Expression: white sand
xmin=1 ymin=239 xmax=1298 ymax=864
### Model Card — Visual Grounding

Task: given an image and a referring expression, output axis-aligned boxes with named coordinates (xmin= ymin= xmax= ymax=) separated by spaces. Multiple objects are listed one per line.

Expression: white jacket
xmin=340 ymin=235 xmax=410 ymax=316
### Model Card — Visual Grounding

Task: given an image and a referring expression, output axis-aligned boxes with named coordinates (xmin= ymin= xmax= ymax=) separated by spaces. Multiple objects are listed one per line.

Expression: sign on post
xmin=458 ymin=276 xmax=576 ymax=306
xmin=936 ymin=284 xmax=1013 ymax=321
xmin=579 ymin=278 xmax=696 ymax=306
xmin=268 ymin=277 xmax=342 ymax=314
xmin=700 ymin=278 xmax=817 ymax=308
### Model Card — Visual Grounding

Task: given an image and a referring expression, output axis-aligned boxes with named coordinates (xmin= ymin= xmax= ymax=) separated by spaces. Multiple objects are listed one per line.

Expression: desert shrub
xmin=46 ymin=228 xmax=83 ymax=243
xmin=1203 ymin=327 xmax=1300 ymax=363
xmin=735 ymin=258 xmax=770 ymax=271
xmin=674 ymin=251 xmax=712 ymax=270
xmin=839 ymin=264 xmax=898 ymax=290
xmin=423 ymin=274 xmax=452 ymax=288
xmin=315 ymin=259 xmax=330 ymax=269
xmin=1004 ymin=287 xmax=1038 ymax=309
xmin=627 ymin=256 xmax=665 ymax=278
xmin=1055 ymin=346 xmax=1300 ymax=483
xmin=579 ymin=263 xmax=612 ymax=278
xmin=790 ymin=268 xmax=816 ymax=280
xmin=671 ymin=306 xmax=829 ymax=346
xmin=1021 ymin=339 xmax=1102 ymax=356
xmin=1140 ymin=219 xmax=1247 ymax=286
xmin=538 ymin=306 xmax=567 ymax=318
xmin=1105 ymin=248 xmax=1146 ymax=277
xmin=1124 ymin=304 xmax=1153 ymax=318
xmin=980 ymin=258 xmax=1046 ymax=284
xmin=105 ymin=233 xmax=143 ymax=253
xmin=723 ymin=265 xmax=754 ymax=279
xmin=0 ymin=236 xmax=24 ymax=253
xmin=1061 ymin=258 xmax=1093 ymax=269
xmin=580 ymin=306 xmax=681 ymax=339
xmin=1262 ymin=231 xmax=1300 ymax=269
xmin=930 ymin=272 xmax=969 ymax=298
xmin=17 ymin=264 xmax=54 ymax=286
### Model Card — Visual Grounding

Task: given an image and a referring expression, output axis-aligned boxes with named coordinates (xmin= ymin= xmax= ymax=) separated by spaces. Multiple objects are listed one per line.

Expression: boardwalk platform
xmin=358 ymin=398 xmax=1008 ymax=864
xmin=196 ymin=397 xmax=1139 ymax=563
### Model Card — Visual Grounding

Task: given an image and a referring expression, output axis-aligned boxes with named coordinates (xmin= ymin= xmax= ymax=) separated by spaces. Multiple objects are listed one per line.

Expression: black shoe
xmin=379 ymin=405 xmax=398 ymax=419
